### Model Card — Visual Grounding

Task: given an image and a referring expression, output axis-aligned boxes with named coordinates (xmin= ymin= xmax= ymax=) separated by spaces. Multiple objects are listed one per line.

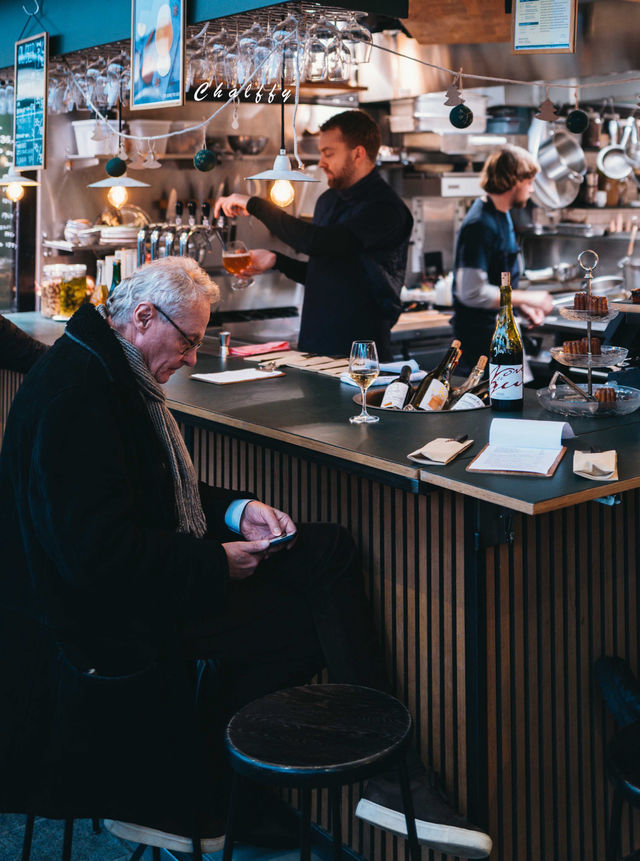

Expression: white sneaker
xmin=355 ymin=773 xmax=492 ymax=859
xmin=103 ymin=819 xmax=226 ymax=854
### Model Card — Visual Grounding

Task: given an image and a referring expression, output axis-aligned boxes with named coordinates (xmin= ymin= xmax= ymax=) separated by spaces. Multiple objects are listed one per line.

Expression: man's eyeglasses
xmin=152 ymin=304 xmax=203 ymax=356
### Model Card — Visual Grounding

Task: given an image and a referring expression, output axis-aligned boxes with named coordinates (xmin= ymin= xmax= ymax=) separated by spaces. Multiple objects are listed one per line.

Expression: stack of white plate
xmin=100 ymin=226 xmax=140 ymax=245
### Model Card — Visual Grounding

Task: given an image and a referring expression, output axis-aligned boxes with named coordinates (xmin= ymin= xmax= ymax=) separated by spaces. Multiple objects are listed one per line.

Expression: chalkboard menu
xmin=0 ymin=114 xmax=16 ymax=311
xmin=14 ymin=32 xmax=48 ymax=170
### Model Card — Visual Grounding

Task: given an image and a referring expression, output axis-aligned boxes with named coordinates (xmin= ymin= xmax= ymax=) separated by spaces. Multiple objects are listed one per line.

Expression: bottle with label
xmin=381 ymin=365 xmax=413 ymax=409
xmin=449 ymin=380 xmax=490 ymax=411
xmin=447 ymin=355 xmax=488 ymax=407
xmin=489 ymin=272 xmax=524 ymax=412
xmin=108 ymin=259 xmax=121 ymax=296
xmin=410 ymin=341 xmax=461 ymax=411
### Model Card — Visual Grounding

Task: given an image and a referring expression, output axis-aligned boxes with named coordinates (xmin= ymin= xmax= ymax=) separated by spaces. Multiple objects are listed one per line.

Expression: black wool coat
xmin=0 ymin=304 xmax=249 ymax=822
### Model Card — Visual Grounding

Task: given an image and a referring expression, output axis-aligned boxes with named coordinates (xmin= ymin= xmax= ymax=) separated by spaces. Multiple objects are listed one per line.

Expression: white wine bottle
xmin=489 ymin=272 xmax=523 ymax=412
xmin=411 ymin=344 xmax=461 ymax=411
xmin=448 ymin=355 xmax=488 ymax=407
xmin=381 ymin=365 xmax=413 ymax=409
xmin=409 ymin=340 xmax=461 ymax=410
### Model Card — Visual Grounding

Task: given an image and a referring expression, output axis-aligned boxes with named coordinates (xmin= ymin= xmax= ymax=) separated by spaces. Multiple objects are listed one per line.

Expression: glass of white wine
xmin=349 ymin=340 xmax=380 ymax=424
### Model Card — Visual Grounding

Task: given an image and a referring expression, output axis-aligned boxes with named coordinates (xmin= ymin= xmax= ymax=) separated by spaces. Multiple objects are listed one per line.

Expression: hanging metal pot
xmin=537 ymin=130 xmax=587 ymax=183
xmin=597 ymin=120 xmax=634 ymax=181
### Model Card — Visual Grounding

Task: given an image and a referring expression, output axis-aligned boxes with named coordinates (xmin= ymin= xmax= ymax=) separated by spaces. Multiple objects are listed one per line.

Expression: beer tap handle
xmin=187 ymin=200 xmax=197 ymax=227
xmin=175 ymin=200 xmax=183 ymax=228
xmin=201 ymin=200 xmax=211 ymax=228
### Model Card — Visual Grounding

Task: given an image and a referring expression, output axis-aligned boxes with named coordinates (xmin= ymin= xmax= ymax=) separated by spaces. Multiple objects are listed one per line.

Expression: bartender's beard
xmin=323 ymin=160 xmax=358 ymax=190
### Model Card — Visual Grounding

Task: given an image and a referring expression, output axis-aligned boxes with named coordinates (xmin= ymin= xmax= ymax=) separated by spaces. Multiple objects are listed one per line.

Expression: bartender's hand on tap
xmin=214 ymin=193 xmax=251 ymax=219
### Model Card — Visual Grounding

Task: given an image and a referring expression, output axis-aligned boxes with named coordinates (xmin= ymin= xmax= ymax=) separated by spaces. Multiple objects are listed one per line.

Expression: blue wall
xmin=1 ymin=0 xmax=408 ymax=70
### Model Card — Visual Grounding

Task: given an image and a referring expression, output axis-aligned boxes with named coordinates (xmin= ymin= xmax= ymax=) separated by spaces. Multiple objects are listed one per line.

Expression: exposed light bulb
xmin=107 ymin=185 xmax=129 ymax=208
xmin=6 ymin=182 xmax=24 ymax=202
xmin=270 ymin=179 xmax=295 ymax=208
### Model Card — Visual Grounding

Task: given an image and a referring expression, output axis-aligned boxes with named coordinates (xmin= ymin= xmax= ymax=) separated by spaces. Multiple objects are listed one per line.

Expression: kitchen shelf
xmin=43 ymin=239 xmax=136 ymax=254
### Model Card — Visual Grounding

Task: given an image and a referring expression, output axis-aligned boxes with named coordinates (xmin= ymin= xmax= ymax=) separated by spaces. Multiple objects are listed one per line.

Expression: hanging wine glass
xmin=340 ymin=13 xmax=373 ymax=65
xmin=326 ymin=38 xmax=351 ymax=83
xmin=142 ymin=141 xmax=162 ymax=169
xmin=236 ymin=22 xmax=262 ymax=86
xmin=105 ymin=62 xmax=123 ymax=109
xmin=222 ymin=35 xmax=239 ymax=89
xmin=254 ymin=27 xmax=279 ymax=86
xmin=308 ymin=16 xmax=339 ymax=49
xmin=47 ymin=75 xmax=64 ymax=114
xmin=305 ymin=34 xmax=326 ymax=82
xmin=208 ymin=28 xmax=234 ymax=87
xmin=272 ymin=14 xmax=298 ymax=47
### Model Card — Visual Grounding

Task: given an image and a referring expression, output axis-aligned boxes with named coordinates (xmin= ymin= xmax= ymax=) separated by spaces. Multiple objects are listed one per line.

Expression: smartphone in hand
xmin=268 ymin=532 xmax=297 ymax=547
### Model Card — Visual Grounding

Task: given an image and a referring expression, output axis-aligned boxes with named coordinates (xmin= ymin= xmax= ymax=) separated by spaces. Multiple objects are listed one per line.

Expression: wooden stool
xmin=223 ymin=684 xmax=420 ymax=861
xmin=606 ymin=721 xmax=640 ymax=861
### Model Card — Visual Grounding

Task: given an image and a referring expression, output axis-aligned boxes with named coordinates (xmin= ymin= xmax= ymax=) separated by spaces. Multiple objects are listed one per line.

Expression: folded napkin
xmin=407 ymin=437 xmax=474 ymax=466
xmin=573 ymin=450 xmax=618 ymax=481
xmin=229 ymin=341 xmax=290 ymax=357
xmin=340 ymin=359 xmax=424 ymax=388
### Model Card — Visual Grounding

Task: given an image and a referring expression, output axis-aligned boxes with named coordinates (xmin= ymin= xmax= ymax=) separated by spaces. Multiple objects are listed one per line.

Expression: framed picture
xmin=131 ymin=0 xmax=185 ymax=110
xmin=512 ymin=0 xmax=578 ymax=54
xmin=13 ymin=31 xmax=48 ymax=170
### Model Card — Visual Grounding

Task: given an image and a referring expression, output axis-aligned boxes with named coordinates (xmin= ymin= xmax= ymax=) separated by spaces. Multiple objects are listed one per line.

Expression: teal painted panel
xmin=0 ymin=0 xmax=407 ymax=70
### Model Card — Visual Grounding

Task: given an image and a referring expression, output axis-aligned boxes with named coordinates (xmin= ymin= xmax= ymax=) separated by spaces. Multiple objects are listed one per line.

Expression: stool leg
xmin=21 ymin=814 xmax=35 ymax=861
xmin=91 ymin=818 xmax=101 ymax=834
xmin=152 ymin=849 xmax=161 ymax=861
xmin=300 ymin=788 xmax=312 ymax=861
xmin=62 ymin=819 xmax=74 ymax=861
xmin=607 ymin=787 xmax=623 ymax=861
xmin=191 ymin=813 xmax=203 ymax=861
xmin=397 ymin=758 xmax=421 ymax=861
xmin=223 ymin=772 xmax=240 ymax=861
xmin=128 ymin=845 xmax=146 ymax=861
xmin=330 ymin=788 xmax=342 ymax=861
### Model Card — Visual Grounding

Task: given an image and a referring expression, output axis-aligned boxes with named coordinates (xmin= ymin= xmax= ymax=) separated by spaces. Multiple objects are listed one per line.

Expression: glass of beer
xmin=222 ymin=240 xmax=254 ymax=291
xmin=348 ymin=340 xmax=380 ymax=424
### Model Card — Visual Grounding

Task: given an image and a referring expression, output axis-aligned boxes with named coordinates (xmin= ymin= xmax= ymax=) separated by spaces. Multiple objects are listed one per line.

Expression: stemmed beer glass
xmin=222 ymin=240 xmax=255 ymax=291
xmin=348 ymin=340 xmax=379 ymax=424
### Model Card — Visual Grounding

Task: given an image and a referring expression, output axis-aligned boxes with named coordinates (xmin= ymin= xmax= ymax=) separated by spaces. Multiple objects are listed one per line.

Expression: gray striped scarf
xmin=97 ymin=305 xmax=207 ymax=538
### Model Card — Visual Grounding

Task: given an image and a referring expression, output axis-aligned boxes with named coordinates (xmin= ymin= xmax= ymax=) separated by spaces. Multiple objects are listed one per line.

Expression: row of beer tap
xmin=136 ymin=200 xmax=235 ymax=268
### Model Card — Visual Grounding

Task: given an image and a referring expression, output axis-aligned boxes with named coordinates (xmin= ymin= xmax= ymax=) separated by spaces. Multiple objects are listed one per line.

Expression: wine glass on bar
xmin=349 ymin=340 xmax=380 ymax=424
xmin=222 ymin=240 xmax=254 ymax=291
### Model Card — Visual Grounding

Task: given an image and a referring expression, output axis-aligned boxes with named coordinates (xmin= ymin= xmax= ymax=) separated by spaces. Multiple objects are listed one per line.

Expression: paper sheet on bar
xmin=191 ymin=369 xmax=284 ymax=385
xmin=467 ymin=418 xmax=574 ymax=476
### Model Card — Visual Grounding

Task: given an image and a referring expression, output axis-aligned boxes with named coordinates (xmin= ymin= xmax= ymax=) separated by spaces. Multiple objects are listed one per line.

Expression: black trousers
xmin=184 ymin=522 xmax=390 ymax=718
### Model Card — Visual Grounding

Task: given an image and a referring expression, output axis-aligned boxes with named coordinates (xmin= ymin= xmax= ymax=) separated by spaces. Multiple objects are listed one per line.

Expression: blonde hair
xmin=107 ymin=257 xmax=219 ymax=325
xmin=480 ymin=145 xmax=539 ymax=195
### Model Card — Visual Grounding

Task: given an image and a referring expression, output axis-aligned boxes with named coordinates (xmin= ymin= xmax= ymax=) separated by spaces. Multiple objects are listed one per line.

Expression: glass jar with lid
xmin=39 ymin=264 xmax=66 ymax=318
xmin=59 ymin=264 xmax=88 ymax=318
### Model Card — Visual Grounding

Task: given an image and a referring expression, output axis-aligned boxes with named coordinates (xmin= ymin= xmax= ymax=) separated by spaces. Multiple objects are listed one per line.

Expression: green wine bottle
xmin=489 ymin=272 xmax=523 ymax=412
xmin=109 ymin=260 xmax=122 ymax=297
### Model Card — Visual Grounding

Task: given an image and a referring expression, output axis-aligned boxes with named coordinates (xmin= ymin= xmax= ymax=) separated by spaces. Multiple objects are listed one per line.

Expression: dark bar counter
xmin=2 ymin=312 xmax=639 ymax=861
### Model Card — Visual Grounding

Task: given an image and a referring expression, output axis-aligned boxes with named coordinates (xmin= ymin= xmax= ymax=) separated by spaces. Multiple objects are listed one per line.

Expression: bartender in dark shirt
xmin=0 ymin=313 xmax=47 ymax=373
xmin=452 ymin=145 xmax=553 ymax=372
xmin=213 ymin=110 xmax=413 ymax=362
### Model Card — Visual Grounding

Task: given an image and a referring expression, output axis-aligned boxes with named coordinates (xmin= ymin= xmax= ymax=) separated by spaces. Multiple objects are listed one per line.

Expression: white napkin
xmin=408 ymin=437 xmax=474 ymax=466
xmin=573 ymin=450 xmax=618 ymax=481
xmin=340 ymin=359 xmax=425 ymax=388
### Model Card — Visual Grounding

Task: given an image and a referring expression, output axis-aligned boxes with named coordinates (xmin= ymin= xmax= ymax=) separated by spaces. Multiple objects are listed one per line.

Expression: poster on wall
xmin=131 ymin=0 xmax=185 ymax=110
xmin=13 ymin=32 xmax=48 ymax=170
xmin=512 ymin=0 xmax=578 ymax=54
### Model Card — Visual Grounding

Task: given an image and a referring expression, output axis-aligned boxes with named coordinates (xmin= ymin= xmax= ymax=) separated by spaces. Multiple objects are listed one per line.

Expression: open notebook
xmin=467 ymin=418 xmax=574 ymax=478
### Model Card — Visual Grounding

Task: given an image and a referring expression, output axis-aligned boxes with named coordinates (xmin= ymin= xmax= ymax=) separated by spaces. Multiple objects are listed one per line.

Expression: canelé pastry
xmin=562 ymin=337 xmax=602 ymax=355
xmin=595 ymin=387 xmax=617 ymax=403
xmin=572 ymin=293 xmax=608 ymax=314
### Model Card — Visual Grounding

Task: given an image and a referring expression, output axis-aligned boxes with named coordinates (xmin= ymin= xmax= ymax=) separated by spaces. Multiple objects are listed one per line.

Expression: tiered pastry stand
xmin=537 ymin=250 xmax=640 ymax=417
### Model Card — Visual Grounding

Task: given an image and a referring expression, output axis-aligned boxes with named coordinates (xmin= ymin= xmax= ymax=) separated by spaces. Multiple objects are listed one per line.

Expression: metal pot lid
xmin=597 ymin=144 xmax=633 ymax=180
xmin=532 ymin=169 xmax=581 ymax=210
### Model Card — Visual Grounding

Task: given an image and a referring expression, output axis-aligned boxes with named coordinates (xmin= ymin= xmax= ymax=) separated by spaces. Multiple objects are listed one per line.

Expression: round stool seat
xmin=608 ymin=720 xmax=640 ymax=806
xmin=226 ymin=684 xmax=412 ymax=788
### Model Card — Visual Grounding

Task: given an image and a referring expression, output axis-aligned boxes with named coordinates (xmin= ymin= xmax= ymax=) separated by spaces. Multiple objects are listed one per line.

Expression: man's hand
xmin=223 ymin=539 xmax=270 ymax=580
xmin=513 ymin=289 xmax=554 ymax=327
xmin=214 ymin=193 xmax=251 ymax=219
xmin=240 ymin=500 xmax=296 ymax=545
xmin=240 ymin=249 xmax=277 ymax=275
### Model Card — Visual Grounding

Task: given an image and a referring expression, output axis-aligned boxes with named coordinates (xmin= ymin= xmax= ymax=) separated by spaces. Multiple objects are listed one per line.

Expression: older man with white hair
xmin=0 ymin=256 xmax=491 ymax=859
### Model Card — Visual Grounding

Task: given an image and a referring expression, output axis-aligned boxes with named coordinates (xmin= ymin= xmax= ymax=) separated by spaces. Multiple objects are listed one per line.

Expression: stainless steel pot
xmin=537 ymin=131 xmax=586 ymax=183
xmin=597 ymin=120 xmax=634 ymax=180
xmin=618 ymin=257 xmax=640 ymax=291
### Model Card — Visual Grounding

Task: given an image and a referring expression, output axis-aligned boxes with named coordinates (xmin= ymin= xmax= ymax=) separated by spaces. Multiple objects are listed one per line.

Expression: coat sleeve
xmin=0 ymin=314 xmax=48 ymax=374
xmin=28 ymin=385 xmax=230 ymax=621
